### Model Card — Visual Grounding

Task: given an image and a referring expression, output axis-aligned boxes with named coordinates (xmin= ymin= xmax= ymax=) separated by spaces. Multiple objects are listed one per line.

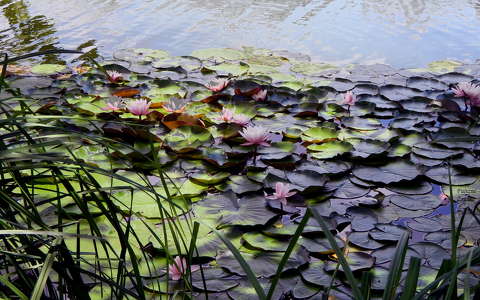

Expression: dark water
xmin=1 ymin=0 xmax=480 ymax=67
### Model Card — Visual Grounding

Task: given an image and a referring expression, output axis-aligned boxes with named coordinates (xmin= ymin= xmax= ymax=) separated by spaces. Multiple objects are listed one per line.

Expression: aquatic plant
xmin=342 ymin=90 xmax=357 ymax=105
xmin=126 ymin=99 xmax=151 ymax=117
xmin=217 ymin=107 xmax=251 ymax=126
xmin=206 ymin=77 xmax=230 ymax=92
xmin=101 ymin=98 xmax=123 ymax=111
xmin=252 ymin=88 xmax=268 ymax=101
xmin=265 ymin=182 xmax=296 ymax=206
xmin=1 ymin=47 xmax=480 ymax=300
xmin=239 ymin=125 xmax=271 ymax=146
xmin=106 ymin=70 xmax=123 ymax=83
xmin=168 ymin=256 xmax=200 ymax=281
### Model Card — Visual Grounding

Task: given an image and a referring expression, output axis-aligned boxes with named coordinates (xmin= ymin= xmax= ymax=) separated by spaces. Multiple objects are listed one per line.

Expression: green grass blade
xmin=382 ymin=231 xmax=410 ymax=300
xmin=31 ymin=237 xmax=62 ymax=300
xmin=400 ymin=257 xmax=421 ymax=300
xmin=0 ymin=274 xmax=29 ymax=300
xmin=360 ymin=271 xmax=372 ymax=300
xmin=211 ymin=226 xmax=266 ymax=300
xmin=309 ymin=207 xmax=363 ymax=299
xmin=266 ymin=210 xmax=310 ymax=300
xmin=463 ymin=248 xmax=474 ymax=300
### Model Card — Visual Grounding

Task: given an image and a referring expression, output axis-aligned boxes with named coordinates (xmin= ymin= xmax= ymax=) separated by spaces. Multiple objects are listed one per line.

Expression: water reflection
xmin=0 ymin=0 xmax=480 ymax=67
xmin=0 ymin=0 xmax=61 ymax=62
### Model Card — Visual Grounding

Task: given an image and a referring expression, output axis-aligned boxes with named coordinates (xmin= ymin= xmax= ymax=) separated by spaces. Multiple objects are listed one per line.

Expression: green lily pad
xmin=301 ymin=127 xmax=338 ymax=143
xmin=31 ymin=63 xmax=66 ymax=75
xmin=190 ymin=172 xmax=230 ymax=185
xmin=209 ymin=62 xmax=249 ymax=76
xmin=308 ymin=141 xmax=353 ymax=159
xmin=164 ymin=126 xmax=213 ymax=153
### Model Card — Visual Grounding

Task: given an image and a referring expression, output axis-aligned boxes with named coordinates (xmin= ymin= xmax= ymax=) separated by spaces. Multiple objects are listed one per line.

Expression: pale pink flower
xmin=439 ymin=193 xmax=449 ymax=205
xmin=168 ymin=256 xmax=200 ymax=281
xmin=239 ymin=125 xmax=270 ymax=146
xmin=206 ymin=78 xmax=230 ymax=92
xmin=453 ymin=82 xmax=480 ymax=98
xmin=452 ymin=82 xmax=480 ymax=106
xmin=232 ymin=114 xmax=251 ymax=126
xmin=252 ymin=89 xmax=267 ymax=101
xmin=106 ymin=70 xmax=123 ymax=83
xmin=101 ymin=100 xmax=123 ymax=112
xmin=217 ymin=108 xmax=234 ymax=123
xmin=217 ymin=108 xmax=251 ymax=126
xmin=265 ymin=182 xmax=297 ymax=206
xmin=126 ymin=99 xmax=151 ymax=116
xmin=341 ymin=91 xmax=357 ymax=106
xmin=163 ymin=99 xmax=187 ymax=113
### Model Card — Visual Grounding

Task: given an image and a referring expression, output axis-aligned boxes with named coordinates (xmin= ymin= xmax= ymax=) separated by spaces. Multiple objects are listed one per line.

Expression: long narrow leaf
xmin=309 ymin=207 xmax=363 ymax=299
xmin=31 ymin=237 xmax=62 ymax=300
xmin=400 ymin=257 xmax=421 ymax=300
xmin=266 ymin=210 xmax=310 ymax=300
xmin=211 ymin=226 xmax=266 ymax=300
xmin=0 ymin=274 xmax=29 ymax=300
xmin=382 ymin=231 xmax=410 ymax=300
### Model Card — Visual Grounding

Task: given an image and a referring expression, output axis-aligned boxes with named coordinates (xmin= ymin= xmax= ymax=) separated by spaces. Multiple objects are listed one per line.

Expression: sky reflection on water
xmin=1 ymin=0 xmax=480 ymax=67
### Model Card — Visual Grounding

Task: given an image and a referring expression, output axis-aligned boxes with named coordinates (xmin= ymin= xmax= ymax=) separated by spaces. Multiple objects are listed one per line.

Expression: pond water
xmin=1 ymin=0 xmax=480 ymax=68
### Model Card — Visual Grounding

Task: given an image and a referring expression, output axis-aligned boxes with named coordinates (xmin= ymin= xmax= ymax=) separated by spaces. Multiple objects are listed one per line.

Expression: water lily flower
xmin=217 ymin=108 xmax=234 ymax=123
xmin=239 ymin=125 xmax=270 ymax=146
xmin=265 ymin=182 xmax=296 ymax=206
xmin=106 ymin=70 xmax=123 ymax=83
xmin=163 ymin=99 xmax=187 ymax=113
xmin=232 ymin=114 xmax=251 ymax=126
xmin=252 ymin=89 xmax=267 ymax=101
xmin=217 ymin=108 xmax=251 ymax=126
xmin=341 ymin=91 xmax=357 ymax=106
xmin=206 ymin=78 xmax=230 ymax=92
xmin=168 ymin=256 xmax=200 ymax=281
xmin=126 ymin=99 xmax=151 ymax=116
xmin=453 ymin=82 xmax=478 ymax=98
xmin=439 ymin=193 xmax=450 ymax=205
xmin=101 ymin=99 xmax=123 ymax=112
xmin=453 ymin=82 xmax=480 ymax=106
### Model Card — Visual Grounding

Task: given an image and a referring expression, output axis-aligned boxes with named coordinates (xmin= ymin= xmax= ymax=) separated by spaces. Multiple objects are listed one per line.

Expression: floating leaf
xmin=31 ymin=63 xmax=66 ymax=75
xmin=194 ymin=192 xmax=276 ymax=227
xmin=164 ymin=125 xmax=212 ymax=152
xmin=301 ymin=127 xmax=338 ymax=143
xmin=308 ymin=141 xmax=353 ymax=159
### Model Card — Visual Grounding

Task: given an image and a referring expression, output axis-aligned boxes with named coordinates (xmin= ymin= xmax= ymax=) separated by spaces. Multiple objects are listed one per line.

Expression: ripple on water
xmin=0 ymin=0 xmax=480 ymax=67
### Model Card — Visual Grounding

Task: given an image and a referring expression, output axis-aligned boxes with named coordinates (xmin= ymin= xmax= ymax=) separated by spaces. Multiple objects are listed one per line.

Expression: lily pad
xmin=194 ymin=192 xmax=276 ymax=227
xmin=308 ymin=141 xmax=353 ymax=159
xmin=31 ymin=63 xmax=66 ymax=75
xmin=352 ymin=160 xmax=420 ymax=184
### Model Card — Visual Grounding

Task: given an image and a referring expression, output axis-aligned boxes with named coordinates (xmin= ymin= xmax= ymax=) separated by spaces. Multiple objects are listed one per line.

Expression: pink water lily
xmin=206 ymin=78 xmax=230 ymax=92
xmin=232 ymin=114 xmax=251 ymax=126
xmin=126 ymin=99 xmax=151 ymax=116
xmin=252 ymin=89 xmax=267 ymax=101
xmin=106 ymin=70 xmax=123 ymax=83
xmin=265 ymin=182 xmax=296 ymax=206
xmin=168 ymin=256 xmax=200 ymax=281
xmin=163 ymin=99 xmax=187 ymax=113
xmin=239 ymin=125 xmax=270 ymax=146
xmin=341 ymin=91 xmax=357 ymax=106
xmin=217 ymin=108 xmax=251 ymax=126
xmin=453 ymin=82 xmax=480 ymax=106
xmin=218 ymin=108 xmax=234 ymax=122
xmin=101 ymin=100 xmax=123 ymax=112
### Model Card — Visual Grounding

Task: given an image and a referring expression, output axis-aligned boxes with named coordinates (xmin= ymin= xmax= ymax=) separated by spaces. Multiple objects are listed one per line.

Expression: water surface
xmin=1 ymin=0 xmax=480 ymax=67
